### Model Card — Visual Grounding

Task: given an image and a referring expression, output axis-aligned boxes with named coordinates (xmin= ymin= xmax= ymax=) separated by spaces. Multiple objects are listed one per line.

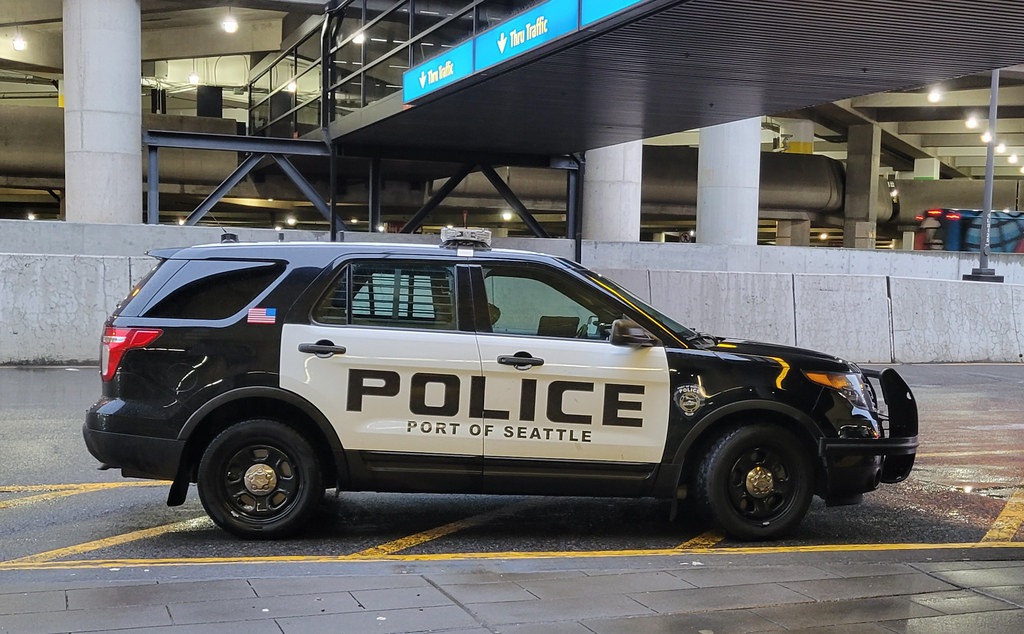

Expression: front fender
xmin=670 ymin=399 xmax=823 ymax=466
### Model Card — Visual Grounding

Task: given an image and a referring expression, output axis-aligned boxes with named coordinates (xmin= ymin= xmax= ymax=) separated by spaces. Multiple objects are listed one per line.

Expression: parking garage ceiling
xmin=5 ymin=0 xmax=1024 ymax=232
xmin=338 ymin=0 xmax=1024 ymax=167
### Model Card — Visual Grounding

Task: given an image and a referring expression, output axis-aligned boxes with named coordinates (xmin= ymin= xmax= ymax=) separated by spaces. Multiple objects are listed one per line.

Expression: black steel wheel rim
xmin=221 ymin=444 xmax=300 ymax=521
xmin=726 ymin=446 xmax=794 ymax=521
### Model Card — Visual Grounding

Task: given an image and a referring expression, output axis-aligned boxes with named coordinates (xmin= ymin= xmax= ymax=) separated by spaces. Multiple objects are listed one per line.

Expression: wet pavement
xmin=1 ymin=364 xmax=1022 ymax=632
xmin=1 ymin=551 xmax=1023 ymax=632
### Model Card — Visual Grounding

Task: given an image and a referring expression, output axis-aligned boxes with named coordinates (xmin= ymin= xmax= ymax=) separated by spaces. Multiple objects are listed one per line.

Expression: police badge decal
xmin=673 ymin=384 xmax=704 ymax=416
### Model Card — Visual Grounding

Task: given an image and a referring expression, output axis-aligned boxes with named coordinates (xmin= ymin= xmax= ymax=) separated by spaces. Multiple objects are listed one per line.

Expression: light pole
xmin=963 ymin=69 xmax=1004 ymax=282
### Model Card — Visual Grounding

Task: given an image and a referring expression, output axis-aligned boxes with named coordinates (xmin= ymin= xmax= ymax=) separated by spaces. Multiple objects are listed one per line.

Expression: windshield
xmin=562 ymin=261 xmax=699 ymax=343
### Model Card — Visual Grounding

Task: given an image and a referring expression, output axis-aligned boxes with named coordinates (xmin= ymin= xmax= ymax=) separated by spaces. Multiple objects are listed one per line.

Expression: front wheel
xmin=197 ymin=419 xmax=322 ymax=539
xmin=692 ymin=424 xmax=814 ymax=540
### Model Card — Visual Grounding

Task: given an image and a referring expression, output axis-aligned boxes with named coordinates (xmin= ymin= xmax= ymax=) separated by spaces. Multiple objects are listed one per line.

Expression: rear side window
xmin=141 ymin=260 xmax=285 ymax=320
xmin=312 ymin=262 xmax=456 ymax=330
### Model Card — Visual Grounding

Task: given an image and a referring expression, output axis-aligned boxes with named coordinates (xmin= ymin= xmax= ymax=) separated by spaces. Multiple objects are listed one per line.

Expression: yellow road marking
xmin=4 ymin=517 xmax=213 ymax=565
xmin=673 ymin=529 xmax=723 ymax=550
xmin=982 ymin=477 xmax=1024 ymax=542
xmin=352 ymin=500 xmax=539 ymax=558
xmin=0 ymin=482 xmax=168 ymax=511
xmin=0 ymin=489 xmax=101 ymax=510
xmin=917 ymin=450 xmax=1024 ymax=458
xmin=2 ymin=541 xmax=1023 ymax=571
xmin=1 ymin=482 xmax=168 ymax=493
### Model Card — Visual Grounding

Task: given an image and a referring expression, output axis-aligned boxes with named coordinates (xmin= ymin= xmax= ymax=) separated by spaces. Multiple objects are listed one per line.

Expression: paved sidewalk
xmin=1 ymin=550 xmax=1023 ymax=633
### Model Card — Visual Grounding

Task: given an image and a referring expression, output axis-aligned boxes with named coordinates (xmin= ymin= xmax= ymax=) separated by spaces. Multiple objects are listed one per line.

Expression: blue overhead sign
xmin=403 ymin=0 xmax=649 ymax=102
xmin=474 ymin=0 xmax=579 ymax=71
xmin=403 ymin=41 xmax=474 ymax=102
xmin=581 ymin=0 xmax=646 ymax=26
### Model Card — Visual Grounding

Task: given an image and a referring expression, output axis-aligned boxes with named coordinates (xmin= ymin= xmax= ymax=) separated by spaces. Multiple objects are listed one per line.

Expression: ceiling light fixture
xmin=353 ymin=32 xmax=366 ymax=44
xmin=188 ymin=59 xmax=199 ymax=85
xmin=501 ymin=211 xmax=513 ymax=221
xmin=981 ymin=130 xmax=993 ymax=144
xmin=1012 ymin=154 xmax=1020 ymax=164
xmin=286 ymin=217 xmax=297 ymax=226
xmin=927 ymin=88 xmax=941 ymax=103
xmin=819 ymin=232 xmax=828 ymax=241
xmin=222 ymin=10 xmax=238 ymax=34
xmin=12 ymin=28 xmax=26 ymax=51
xmin=965 ymin=116 xmax=979 ymax=129
xmin=996 ymin=142 xmax=1007 ymax=153
xmin=286 ymin=81 xmax=297 ymax=93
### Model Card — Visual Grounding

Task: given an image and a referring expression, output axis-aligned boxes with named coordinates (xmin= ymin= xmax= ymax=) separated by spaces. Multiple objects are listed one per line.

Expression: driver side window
xmin=481 ymin=265 xmax=621 ymax=340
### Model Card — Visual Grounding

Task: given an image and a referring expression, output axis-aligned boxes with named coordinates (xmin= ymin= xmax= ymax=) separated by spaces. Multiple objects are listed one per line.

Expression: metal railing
xmin=248 ymin=1 xmax=542 ymax=138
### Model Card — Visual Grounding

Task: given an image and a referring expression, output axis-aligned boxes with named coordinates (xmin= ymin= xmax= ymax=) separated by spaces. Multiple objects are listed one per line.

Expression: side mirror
xmin=609 ymin=319 xmax=658 ymax=347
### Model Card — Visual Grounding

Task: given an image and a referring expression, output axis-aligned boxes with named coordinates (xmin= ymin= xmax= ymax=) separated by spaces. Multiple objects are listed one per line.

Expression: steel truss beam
xmin=143 ymin=130 xmax=342 ymax=233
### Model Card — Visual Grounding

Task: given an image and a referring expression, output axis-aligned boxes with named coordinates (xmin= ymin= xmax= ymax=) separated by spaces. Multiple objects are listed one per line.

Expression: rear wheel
xmin=693 ymin=424 xmax=814 ymax=540
xmin=197 ymin=419 xmax=322 ymax=539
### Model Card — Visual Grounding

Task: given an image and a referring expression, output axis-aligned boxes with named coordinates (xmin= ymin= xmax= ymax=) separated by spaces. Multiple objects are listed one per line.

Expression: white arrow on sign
xmin=419 ymin=71 xmax=427 ymax=88
xmin=497 ymin=32 xmax=507 ymax=54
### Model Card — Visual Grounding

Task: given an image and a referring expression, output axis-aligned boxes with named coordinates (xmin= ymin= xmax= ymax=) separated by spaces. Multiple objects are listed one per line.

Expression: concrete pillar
xmin=696 ymin=117 xmax=761 ymax=245
xmin=776 ymin=219 xmax=811 ymax=246
xmin=781 ymin=119 xmax=815 ymax=154
xmin=913 ymin=157 xmax=940 ymax=180
xmin=63 ymin=0 xmax=142 ymax=224
xmin=843 ymin=124 xmax=881 ymax=248
xmin=582 ymin=141 xmax=642 ymax=241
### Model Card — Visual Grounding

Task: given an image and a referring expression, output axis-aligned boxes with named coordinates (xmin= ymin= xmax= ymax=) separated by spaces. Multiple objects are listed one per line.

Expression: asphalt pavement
xmin=1 ymin=364 xmax=1023 ymax=632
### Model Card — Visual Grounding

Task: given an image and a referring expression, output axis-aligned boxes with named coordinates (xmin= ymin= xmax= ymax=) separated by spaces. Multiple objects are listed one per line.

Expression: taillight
xmin=100 ymin=327 xmax=162 ymax=382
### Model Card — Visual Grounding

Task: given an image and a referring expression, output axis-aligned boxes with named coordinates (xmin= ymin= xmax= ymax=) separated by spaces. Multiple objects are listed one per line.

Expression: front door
xmin=472 ymin=263 xmax=670 ymax=495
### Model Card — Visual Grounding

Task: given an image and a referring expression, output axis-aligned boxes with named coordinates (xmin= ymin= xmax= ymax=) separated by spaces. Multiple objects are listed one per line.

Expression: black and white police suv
xmin=84 ymin=229 xmax=918 ymax=540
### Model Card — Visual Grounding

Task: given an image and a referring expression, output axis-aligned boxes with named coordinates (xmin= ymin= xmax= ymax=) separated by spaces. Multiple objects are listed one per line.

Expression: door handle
xmin=298 ymin=340 xmax=347 ymax=358
xmin=498 ymin=352 xmax=544 ymax=370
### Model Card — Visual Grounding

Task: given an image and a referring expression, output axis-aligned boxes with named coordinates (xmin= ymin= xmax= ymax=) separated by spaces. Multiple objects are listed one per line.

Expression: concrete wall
xmin=1 ymin=221 xmax=1021 ymax=365
xmin=594 ymin=268 xmax=1024 ymax=364
xmin=582 ymin=241 xmax=1024 ymax=285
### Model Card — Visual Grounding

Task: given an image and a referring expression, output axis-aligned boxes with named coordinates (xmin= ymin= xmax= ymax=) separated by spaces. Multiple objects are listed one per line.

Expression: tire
xmin=197 ymin=418 xmax=322 ymax=539
xmin=692 ymin=424 xmax=814 ymax=540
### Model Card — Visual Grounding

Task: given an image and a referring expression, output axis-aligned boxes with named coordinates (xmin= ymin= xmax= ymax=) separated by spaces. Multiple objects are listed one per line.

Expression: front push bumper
xmin=818 ymin=368 xmax=919 ymax=497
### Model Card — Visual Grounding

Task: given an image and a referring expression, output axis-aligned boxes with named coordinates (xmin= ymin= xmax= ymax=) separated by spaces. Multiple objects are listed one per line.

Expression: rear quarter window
xmin=139 ymin=260 xmax=286 ymax=320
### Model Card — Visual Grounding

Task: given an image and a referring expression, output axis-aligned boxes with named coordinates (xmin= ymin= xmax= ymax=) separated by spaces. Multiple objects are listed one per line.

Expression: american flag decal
xmin=247 ymin=307 xmax=277 ymax=324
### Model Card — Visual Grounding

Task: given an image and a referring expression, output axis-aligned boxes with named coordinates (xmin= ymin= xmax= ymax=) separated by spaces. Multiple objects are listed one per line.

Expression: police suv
xmin=84 ymin=229 xmax=918 ymax=540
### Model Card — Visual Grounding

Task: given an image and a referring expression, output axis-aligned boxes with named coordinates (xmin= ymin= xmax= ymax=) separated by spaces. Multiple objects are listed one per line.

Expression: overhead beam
xmin=900 ymin=119 xmax=1024 ymax=135
xmin=851 ymin=84 xmax=1024 ymax=109
xmin=919 ymin=133 xmax=1024 ymax=147
xmin=793 ymin=101 xmax=972 ymax=179
xmin=143 ymin=19 xmax=283 ymax=61
xmin=144 ymin=129 xmax=330 ymax=155
xmin=0 ymin=0 xmax=62 ymax=27
xmin=927 ymin=146 xmax=1024 ymax=157
xmin=0 ymin=26 xmax=62 ymax=71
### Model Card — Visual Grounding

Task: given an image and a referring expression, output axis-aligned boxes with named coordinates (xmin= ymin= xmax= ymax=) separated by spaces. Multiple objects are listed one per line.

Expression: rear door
xmin=279 ymin=258 xmax=483 ymax=492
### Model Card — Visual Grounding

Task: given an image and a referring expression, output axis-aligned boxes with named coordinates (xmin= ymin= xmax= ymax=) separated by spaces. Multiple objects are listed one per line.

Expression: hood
xmin=712 ymin=338 xmax=852 ymax=372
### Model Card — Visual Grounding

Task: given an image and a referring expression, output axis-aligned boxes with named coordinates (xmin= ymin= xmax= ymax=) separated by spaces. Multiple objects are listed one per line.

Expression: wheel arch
xmin=167 ymin=387 xmax=347 ymax=505
xmin=666 ymin=400 xmax=824 ymax=496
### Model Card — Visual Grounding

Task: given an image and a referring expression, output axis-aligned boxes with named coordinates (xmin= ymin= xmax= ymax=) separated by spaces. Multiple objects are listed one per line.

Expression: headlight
xmin=804 ymin=371 xmax=870 ymax=409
